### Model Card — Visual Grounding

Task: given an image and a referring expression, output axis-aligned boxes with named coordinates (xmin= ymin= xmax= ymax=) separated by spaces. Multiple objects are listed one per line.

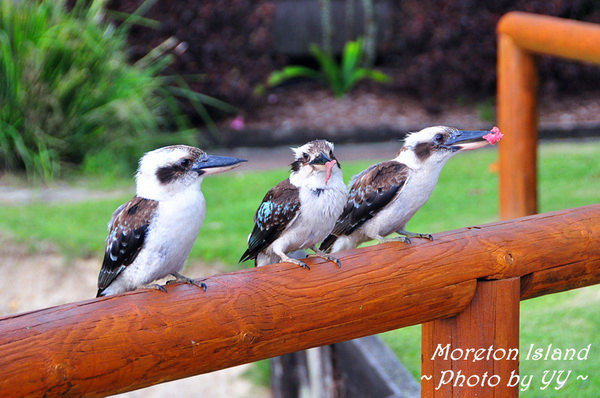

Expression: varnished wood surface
xmin=520 ymin=258 xmax=600 ymax=300
xmin=0 ymin=205 xmax=597 ymax=396
xmin=498 ymin=12 xmax=600 ymax=64
xmin=422 ymin=279 xmax=520 ymax=398
xmin=497 ymin=12 xmax=600 ymax=220
xmin=497 ymin=33 xmax=538 ymax=220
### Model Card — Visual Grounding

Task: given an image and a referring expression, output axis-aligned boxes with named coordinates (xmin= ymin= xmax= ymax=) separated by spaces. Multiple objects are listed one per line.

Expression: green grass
xmin=381 ymin=286 xmax=600 ymax=397
xmin=0 ymin=141 xmax=598 ymax=263
xmin=0 ymin=141 xmax=598 ymax=394
xmin=519 ymin=286 xmax=599 ymax=396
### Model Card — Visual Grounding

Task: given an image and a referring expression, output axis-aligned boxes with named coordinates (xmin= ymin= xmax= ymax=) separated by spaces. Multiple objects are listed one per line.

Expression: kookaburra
xmin=96 ymin=145 xmax=246 ymax=297
xmin=240 ymin=140 xmax=347 ymax=269
xmin=321 ymin=126 xmax=502 ymax=253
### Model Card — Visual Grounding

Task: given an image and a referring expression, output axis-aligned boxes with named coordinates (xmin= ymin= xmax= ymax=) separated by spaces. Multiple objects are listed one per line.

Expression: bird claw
xmin=283 ymin=258 xmax=311 ymax=270
xmin=376 ymin=235 xmax=411 ymax=245
xmin=333 ymin=258 xmax=342 ymax=268
xmin=395 ymin=230 xmax=434 ymax=242
xmin=310 ymin=252 xmax=342 ymax=268
xmin=168 ymin=273 xmax=208 ymax=292
xmin=146 ymin=283 xmax=168 ymax=293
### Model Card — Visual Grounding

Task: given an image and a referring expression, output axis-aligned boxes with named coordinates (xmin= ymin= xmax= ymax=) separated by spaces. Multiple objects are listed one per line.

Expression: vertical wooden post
xmin=422 ymin=278 xmax=520 ymax=397
xmin=498 ymin=34 xmax=539 ymax=220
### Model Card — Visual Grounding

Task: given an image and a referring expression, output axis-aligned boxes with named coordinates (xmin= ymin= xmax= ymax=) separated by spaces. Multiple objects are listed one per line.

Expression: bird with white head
xmin=96 ymin=145 xmax=246 ymax=297
xmin=321 ymin=125 xmax=502 ymax=253
xmin=240 ymin=140 xmax=347 ymax=269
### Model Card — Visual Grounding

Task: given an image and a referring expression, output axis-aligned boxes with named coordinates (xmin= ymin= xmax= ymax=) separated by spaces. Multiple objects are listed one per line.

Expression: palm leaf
xmin=268 ymin=65 xmax=323 ymax=86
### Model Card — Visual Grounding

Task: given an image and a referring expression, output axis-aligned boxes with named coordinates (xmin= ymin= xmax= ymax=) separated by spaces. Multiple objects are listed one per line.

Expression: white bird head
xmin=290 ymin=140 xmax=342 ymax=185
xmin=136 ymin=145 xmax=246 ymax=200
xmin=399 ymin=126 xmax=491 ymax=166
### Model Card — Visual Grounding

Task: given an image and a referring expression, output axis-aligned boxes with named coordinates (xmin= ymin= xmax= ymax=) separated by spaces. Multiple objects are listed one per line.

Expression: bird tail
xmin=239 ymin=249 xmax=255 ymax=263
xmin=319 ymin=234 xmax=338 ymax=253
xmin=96 ymin=289 xmax=104 ymax=298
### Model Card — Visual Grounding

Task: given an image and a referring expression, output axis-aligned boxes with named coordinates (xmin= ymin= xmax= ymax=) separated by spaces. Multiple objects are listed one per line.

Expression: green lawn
xmin=0 ymin=141 xmax=599 ymax=394
xmin=381 ymin=286 xmax=600 ymax=397
xmin=1 ymin=141 xmax=598 ymax=264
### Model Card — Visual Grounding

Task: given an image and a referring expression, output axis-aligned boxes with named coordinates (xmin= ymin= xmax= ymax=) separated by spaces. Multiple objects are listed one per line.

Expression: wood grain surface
xmin=498 ymin=12 xmax=600 ymax=64
xmin=422 ymin=279 xmax=520 ymax=398
xmin=497 ymin=32 xmax=538 ymax=220
xmin=497 ymin=12 xmax=600 ymax=220
xmin=0 ymin=205 xmax=597 ymax=396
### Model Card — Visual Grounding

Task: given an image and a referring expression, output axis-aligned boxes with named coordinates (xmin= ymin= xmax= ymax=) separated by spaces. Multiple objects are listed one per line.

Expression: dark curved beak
xmin=193 ymin=155 xmax=247 ymax=175
xmin=446 ymin=130 xmax=489 ymax=152
xmin=310 ymin=153 xmax=332 ymax=165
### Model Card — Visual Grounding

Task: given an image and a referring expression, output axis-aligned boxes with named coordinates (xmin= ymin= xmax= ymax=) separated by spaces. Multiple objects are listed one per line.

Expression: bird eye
xmin=180 ymin=158 xmax=191 ymax=168
xmin=302 ymin=153 xmax=309 ymax=161
xmin=434 ymin=133 xmax=444 ymax=143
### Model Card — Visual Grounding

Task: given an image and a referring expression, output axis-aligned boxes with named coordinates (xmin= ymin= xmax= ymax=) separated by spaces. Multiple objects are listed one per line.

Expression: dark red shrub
xmin=383 ymin=0 xmax=600 ymax=107
xmin=108 ymin=0 xmax=281 ymax=112
xmin=109 ymin=0 xmax=599 ymax=115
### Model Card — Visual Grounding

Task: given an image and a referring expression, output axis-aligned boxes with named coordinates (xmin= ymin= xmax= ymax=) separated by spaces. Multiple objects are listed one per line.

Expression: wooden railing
xmin=498 ymin=12 xmax=600 ymax=219
xmin=0 ymin=12 xmax=598 ymax=398
xmin=0 ymin=205 xmax=597 ymax=397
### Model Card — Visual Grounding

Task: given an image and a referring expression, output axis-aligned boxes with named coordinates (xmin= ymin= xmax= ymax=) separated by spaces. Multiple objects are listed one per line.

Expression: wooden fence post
xmin=498 ymin=33 xmax=538 ymax=220
xmin=497 ymin=12 xmax=600 ymax=220
xmin=422 ymin=278 xmax=520 ymax=397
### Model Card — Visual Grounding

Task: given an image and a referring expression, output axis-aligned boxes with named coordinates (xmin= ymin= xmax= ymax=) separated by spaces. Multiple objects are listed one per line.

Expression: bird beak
xmin=309 ymin=153 xmax=332 ymax=165
xmin=446 ymin=130 xmax=490 ymax=151
xmin=193 ymin=155 xmax=247 ymax=175
xmin=309 ymin=153 xmax=336 ymax=184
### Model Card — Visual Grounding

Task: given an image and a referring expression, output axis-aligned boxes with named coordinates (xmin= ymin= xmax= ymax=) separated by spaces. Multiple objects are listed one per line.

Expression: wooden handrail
xmin=0 ymin=205 xmax=597 ymax=397
xmin=498 ymin=12 xmax=600 ymax=63
xmin=497 ymin=12 xmax=600 ymax=220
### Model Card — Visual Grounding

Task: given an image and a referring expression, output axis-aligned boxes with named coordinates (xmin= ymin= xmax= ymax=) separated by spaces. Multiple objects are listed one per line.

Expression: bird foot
xmin=144 ymin=283 xmax=168 ymax=293
xmin=396 ymin=230 xmax=434 ymax=241
xmin=167 ymin=272 xmax=207 ymax=292
xmin=376 ymin=235 xmax=412 ymax=245
xmin=309 ymin=248 xmax=342 ymax=268
xmin=282 ymin=257 xmax=311 ymax=270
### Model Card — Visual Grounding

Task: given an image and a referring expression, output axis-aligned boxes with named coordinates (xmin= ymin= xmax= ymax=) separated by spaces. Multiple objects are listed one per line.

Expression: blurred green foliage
xmin=268 ymin=38 xmax=391 ymax=98
xmin=0 ymin=0 xmax=200 ymax=180
xmin=476 ymin=98 xmax=496 ymax=124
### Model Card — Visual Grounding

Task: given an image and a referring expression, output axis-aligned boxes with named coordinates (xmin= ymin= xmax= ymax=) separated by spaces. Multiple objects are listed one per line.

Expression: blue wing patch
xmin=256 ymin=201 xmax=274 ymax=230
xmin=240 ymin=179 xmax=300 ymax=263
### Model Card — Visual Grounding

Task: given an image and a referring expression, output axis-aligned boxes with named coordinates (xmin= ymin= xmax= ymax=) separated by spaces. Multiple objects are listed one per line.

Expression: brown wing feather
xmin=321 ymin=161 xmax=410 ymax=251
xmin=97 ymin=196 xmax=158 ymax=297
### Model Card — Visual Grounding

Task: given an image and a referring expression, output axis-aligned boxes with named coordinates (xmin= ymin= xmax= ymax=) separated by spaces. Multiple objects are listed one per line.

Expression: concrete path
xmin=212 ymin=140 xmax=396 ymax=171
xmin=0 ymin=141 xmax=397 ymax=205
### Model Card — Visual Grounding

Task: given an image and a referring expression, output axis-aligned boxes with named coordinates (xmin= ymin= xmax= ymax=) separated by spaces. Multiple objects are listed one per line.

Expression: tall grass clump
xmin=0 ymin=0 xmax=197 ymax=179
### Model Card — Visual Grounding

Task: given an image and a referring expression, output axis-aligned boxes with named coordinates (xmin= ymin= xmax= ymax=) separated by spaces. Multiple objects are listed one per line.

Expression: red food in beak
xmin=325 ymin=160 xmax=337 ymax=185
xmin=483 ymin=126 xmax=504 ymax=145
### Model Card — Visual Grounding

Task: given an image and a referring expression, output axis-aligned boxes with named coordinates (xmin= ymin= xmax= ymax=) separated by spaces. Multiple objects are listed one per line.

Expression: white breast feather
xmin=102 ymin=189 xmax=206 ymax=295
xmin=359 ymin=162 xmax=445 ymax=242
xmin=269 ymin=170 xmax=347 ymax=257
